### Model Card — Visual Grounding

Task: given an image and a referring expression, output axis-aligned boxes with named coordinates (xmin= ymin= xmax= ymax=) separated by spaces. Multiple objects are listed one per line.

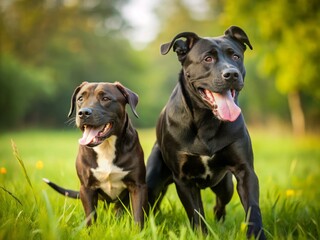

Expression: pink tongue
xmin=211 ymin=91 xmax=241 ymax=122
xmin=79 ymin=126 xmax=103 ymax=145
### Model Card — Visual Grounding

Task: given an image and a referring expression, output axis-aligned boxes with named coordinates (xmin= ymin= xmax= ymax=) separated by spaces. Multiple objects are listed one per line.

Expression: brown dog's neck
xmin=93 ymin=135 xmax=117 ymax=157
xmin=120 ymin=114 xmax=138 ymax=147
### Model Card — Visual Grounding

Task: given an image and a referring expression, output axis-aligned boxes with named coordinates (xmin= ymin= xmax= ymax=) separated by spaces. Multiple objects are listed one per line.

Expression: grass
xmin=0 ymin=128 xmax=319 ymax=239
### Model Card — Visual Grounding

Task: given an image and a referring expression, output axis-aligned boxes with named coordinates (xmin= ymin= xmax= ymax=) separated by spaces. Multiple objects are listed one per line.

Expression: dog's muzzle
xmin=77 ymin=107 xmax=113 ymax=147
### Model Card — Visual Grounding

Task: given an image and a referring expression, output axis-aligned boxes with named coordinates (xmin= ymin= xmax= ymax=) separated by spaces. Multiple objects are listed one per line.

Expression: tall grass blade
xmin=11 ymin=139 xmax=38 ymax=205
xmin=0 ymin=186 xmax=23 ymax=206
xmin=149 ymin=214 xmax=158 ymax=240
xmin=42 ymin=190 xmax=60 ymax=239
xmin=194 ymin=209 xmax=220 ymax=240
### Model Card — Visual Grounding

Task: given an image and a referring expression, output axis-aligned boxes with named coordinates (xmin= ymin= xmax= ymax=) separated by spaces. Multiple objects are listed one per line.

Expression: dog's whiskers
xmin=65 ymin=117 xmax=76 ymax=126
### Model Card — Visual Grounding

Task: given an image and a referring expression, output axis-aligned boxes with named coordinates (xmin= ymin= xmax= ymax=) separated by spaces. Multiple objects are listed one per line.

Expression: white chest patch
xmin=200 ymin=155 xmax=214 ymax=179
xmin=91 ymin=136 xmax=129 ymax=200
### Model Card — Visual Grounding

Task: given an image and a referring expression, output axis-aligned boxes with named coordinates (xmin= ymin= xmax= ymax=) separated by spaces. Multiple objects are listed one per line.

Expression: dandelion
xmin=241 ymin=222 xmax=248 ymax=232
xmin=36 ymin=161 xmax=44 ymax=170
xmin=286 ymin=189 xmax=295 ymax=197
xmin=1 ymin=167 xmax=7 ymax=174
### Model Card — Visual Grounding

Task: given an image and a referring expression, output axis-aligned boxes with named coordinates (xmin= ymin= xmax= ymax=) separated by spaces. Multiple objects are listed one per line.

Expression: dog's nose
xmin=222 ymin=69 xmax=239 ymax=82
xmin=78 ymin=108 xmax=92 ymax=118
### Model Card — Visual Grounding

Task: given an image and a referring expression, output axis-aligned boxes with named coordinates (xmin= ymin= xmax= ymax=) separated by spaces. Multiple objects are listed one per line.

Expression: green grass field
xmin=0 ymin=128 xmax=319 ymax=239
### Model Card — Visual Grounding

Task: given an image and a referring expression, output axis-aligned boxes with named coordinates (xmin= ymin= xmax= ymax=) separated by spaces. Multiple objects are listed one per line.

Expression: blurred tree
xmin=1 ymin=0 xmax=128 ymax=64
xmin=0 ymin=54 xmax=53 ymax=128
xmin=217 ymin=0 xmax=320 ymax=135
xmin=1 ymin=0 xmax=319 ymax=132
xmin=0 ymin=0 xmax=147 ymax=128
xmin=147 ymin=0 xmax=287 ymax=127
xmin=150 ymin=0 xmax=319 ymax=134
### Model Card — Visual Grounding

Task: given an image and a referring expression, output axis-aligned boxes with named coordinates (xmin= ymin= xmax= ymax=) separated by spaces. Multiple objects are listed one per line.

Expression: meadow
xmin=0 ymin=128 xmax=319 ymax=239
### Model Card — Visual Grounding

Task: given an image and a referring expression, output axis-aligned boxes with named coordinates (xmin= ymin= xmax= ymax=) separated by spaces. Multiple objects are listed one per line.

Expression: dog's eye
xmin=204 ymin=56 xmax=214 ymax=63
xmin=102 ymin=97 xmax=110 ymax=101
xmin=77 ymin=96 xmax=83 ymax=102
xmin=232 ymin=54 xmax=240 ymax=61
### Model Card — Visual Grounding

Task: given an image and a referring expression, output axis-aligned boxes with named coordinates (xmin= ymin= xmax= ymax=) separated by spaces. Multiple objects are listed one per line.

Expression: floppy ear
xmin=68 ymin=82 xmax=88 ymax=118
xmin=224 ymin=26 xmax=253 ymax=50
xmin=115 ymin=82 xmax=139 ymax=118
xmin=160 ymin=32 xmax=200 ymax=63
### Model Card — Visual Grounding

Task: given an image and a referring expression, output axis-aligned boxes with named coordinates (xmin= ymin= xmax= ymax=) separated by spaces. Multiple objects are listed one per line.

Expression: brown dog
xmin=44 ymin=82 xmax=147 ymax=227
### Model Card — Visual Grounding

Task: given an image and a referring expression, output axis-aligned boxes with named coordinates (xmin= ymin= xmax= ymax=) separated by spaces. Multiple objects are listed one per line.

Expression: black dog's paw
xmin=247 ymin=206 xmax=266 ymax=240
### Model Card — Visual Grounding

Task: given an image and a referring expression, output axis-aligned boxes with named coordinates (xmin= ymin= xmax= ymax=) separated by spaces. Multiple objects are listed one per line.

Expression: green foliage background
xmin=0 ymin=0 xmax=319 ymax=131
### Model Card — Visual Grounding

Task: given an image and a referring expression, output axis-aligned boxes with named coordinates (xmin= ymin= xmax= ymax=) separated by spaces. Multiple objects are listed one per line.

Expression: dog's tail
xmin=43 ymin=178 xmax=79 ymax=199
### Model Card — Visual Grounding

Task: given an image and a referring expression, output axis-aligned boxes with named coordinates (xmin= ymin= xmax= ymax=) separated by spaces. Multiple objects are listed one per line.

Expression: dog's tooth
xmin=231 ymin=89 xmax=236 ymax=98
xmin=104 ymin=124 xmax=109 ymax=132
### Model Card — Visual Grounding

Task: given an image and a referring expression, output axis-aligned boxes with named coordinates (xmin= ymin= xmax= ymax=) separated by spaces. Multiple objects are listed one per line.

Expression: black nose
xmin=222 ymin=69 xmax=239 ymax=82
xmin=78 ymin=108 xmax=92 ymax=118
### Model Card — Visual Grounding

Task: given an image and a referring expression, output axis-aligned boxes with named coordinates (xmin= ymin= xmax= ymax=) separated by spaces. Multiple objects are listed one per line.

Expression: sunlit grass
xmin=0 ymin=128 xmax=319 ymax=239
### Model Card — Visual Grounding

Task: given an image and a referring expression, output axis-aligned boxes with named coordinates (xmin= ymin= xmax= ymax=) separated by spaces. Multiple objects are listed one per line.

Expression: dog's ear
xmin=224 ymin=26 xmax=253 ymax=51
xmin=160 ymin=32 xmax=200 ymax=63
xmin=68 ymin=82 xmax=88 ymax=118
xmin=115 ymin=82 xmax=139 ymax=118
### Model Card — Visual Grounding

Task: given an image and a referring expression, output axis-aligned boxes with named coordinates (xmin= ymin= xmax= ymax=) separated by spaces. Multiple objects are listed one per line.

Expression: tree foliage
xmin=0 ymin=0 xmax=319 ymax=131
xmin=150 ymin=0 xmax=319 ymax=132
xmin=218 ymin=0 xmax=320 ymax=134
xmin=0 ymin=0 xmax=145 ymax=128
xmin=219 ymin=0 xmax=320 ymax=98
xmin=0 ymin=54 xmax=52 ymax=127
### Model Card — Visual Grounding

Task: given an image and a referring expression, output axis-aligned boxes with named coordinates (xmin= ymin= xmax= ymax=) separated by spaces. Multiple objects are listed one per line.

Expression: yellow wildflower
xmin=286 ymin=189 xmax=295 ymax=197
xmin=36 ymin=161 xmax=44 ymax=170
xmin=241 ymin=222 xmax=248 ymax=232
xmin=1 ymin=167 xmax=7 ymax=174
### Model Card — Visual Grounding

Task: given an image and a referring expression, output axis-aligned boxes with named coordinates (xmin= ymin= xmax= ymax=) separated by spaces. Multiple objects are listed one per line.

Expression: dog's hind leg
xmin=146 ymin=143 xmax=172 ymax=211
xmin=211 ymin=171 xmax=234 ymax=221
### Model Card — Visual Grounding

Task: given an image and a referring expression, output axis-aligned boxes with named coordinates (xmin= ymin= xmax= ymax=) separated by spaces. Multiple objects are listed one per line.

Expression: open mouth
xmin=78 ymin=123 xmax=112 ymax=147
xmin=198 ymin=88 xmax=241 ymax=122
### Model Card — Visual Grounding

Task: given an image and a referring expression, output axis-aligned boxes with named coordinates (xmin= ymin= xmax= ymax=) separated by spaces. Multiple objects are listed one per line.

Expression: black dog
xmin=44 ymin=82 xmax=147 ymax=227
xmin=146 ymin=26 xmax=266 ymax=239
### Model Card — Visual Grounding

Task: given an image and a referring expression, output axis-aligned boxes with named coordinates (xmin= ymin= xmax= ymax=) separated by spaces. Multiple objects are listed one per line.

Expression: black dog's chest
xmin=178 ymin=153 xmax=227 ymax=189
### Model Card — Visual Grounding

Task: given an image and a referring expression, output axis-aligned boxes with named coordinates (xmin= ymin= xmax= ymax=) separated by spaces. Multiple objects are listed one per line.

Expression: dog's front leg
xmin=128 ymin=183 xmax=148 ymax=228
xmin=174 ymin=178 xmax=207 ymax=233
xmin=79 ymin=185 xmax=98 ymax=226
xmin=234 ymin=166 xmax=266 ymax=240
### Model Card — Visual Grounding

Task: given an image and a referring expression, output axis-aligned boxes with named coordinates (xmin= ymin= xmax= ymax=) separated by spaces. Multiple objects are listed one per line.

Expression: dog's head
xmin=68 ymin=82 xmax=139 ymax=147
xmin=161 ymin=26 xmax=253 ymax=122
